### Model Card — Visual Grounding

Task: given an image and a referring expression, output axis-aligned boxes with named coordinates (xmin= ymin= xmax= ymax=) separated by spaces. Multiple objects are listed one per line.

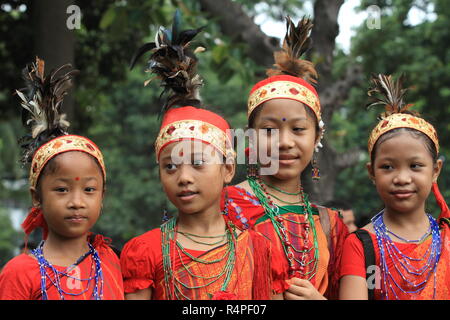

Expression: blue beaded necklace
xmin=31 ymin=241 xmax=104 ymax=300
xmin=371 ymin=210 xmax=441 ymax=300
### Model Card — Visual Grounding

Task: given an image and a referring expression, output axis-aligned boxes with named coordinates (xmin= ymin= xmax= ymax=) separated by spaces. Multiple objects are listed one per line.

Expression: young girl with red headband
xmin=0 ymin=58 xmax=124 ymax=300
xmin=339 ymin=74 xmax=450 ymax=300
xmin=221 ymin=17 xmax=348 ymax=300
xmin=120 ymin=12 xmax=283 ymax=300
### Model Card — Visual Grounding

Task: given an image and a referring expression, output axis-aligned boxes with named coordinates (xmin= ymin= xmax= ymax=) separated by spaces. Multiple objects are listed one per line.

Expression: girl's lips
xmin=391 ymin=191 xmax=415 ymax=200
xmin=177 ymin=191 xmax=198 ymax=201
xmin=279 ymin=159 xmax=297 ymax=165
xmin=65 ymin=216 xmax=88 ymax=223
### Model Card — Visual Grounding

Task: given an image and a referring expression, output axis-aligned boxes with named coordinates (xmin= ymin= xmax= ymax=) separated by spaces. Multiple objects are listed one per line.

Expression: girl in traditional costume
xmin=220 ymin=17 xmax=349 ymax=300
xmin=0 ymin=58 xmax=124 ymax=300
xmin=339 ymin=74 xmax=450 ymax=300
xmin=120 ymin=12 xmax=283 ymax=300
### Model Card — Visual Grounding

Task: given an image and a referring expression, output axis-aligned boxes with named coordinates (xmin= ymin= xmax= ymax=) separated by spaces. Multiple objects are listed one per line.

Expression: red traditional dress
xmin=225 ymin=17 xmax=350 ymax=299
xmin=340 ymin=227 xmax=450 ymax=300
xmin=121 ymin=227 xmax=284 ymax=299
xmin=4 ymin=58 xmax=124 ymax=300
xmin=340 ymin=74 xmax=450 ymax=300
xmin=0 ymin=235 xmax=124 ymax=300
xmin=221 ymin=186 xmax=348 ymax=298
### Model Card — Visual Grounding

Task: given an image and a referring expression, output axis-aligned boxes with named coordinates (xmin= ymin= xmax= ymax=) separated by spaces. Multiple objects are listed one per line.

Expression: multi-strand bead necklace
xmin=32 ymin=241 xmax=104 ymax=300
xmin=161 ymin=216 xmax=238 ymax=300
xmin=372 ymin=210 xmax=441 ymax=299
xmin=247 ymin=175 xmax=319 ymax=279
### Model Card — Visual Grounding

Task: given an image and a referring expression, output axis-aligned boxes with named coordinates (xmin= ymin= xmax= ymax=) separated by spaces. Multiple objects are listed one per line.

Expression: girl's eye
xmin=262 ymin=128 xmax=274 ymax=134
xmin=165 ymin=163 xmax=177 ymax=171
xmin=293 ymin=127 xmax=305 ymax=132
xmin=54 ymin=187 xmax=68 ymax=193
xmin=193 ymin=159 xmax=205 ymax=166
xmin=85 ymin=187 xmax=96 ymax=192
xmin=380 ymin=164 xmax=393 ymax=170
xmin=411 ymin=163 xmax=423 ymax=169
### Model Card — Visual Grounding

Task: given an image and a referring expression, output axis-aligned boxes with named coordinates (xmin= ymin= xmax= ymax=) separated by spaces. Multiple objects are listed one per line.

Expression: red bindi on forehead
xmin=75 ymin=177 xmax=80 ymax=181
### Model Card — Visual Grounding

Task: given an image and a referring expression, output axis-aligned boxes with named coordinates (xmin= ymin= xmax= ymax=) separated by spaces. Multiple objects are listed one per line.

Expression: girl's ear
xmin=314 ymin=128 xmax=324 ymax=147
xmin=223 ymin=161 xmax=236 ymax=185
xmin=366 ymin=162 xmax=375 ymax=184
xmin=433 ymin=158 xmax=443 ymax=183
xmin=30 ymin=186 xmax=41 ymax=207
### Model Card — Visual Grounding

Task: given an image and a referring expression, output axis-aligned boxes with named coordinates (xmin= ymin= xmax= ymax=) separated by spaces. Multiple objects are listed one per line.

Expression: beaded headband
xmin=368 ymin=113 xmax=439 ymax=155
xmin=155 ymin=106 xmax=234 ymax=162
xmin=155 ymin=120 xmax=233 ymax=161
xmin=247 ymin=74 xmax=321 ymax=123
xmin=30 ymin=134 xmax=106 ymax=188
xmin=366 ymin=74 xmax=439 ymax=156
xmin=248 ymin=17 xmax=321 ymax=125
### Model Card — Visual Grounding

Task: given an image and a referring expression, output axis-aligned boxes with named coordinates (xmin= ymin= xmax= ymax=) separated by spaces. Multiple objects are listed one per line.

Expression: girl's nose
xmin=393 ymin=169 xmax=412 ymax=185
xmin=278 ymin=128 xmax=295 ymax=150
xmin=178 ymin=165 xmax=194 ymax=185
xmin=68 ymin=190 xmax=86 ymax=209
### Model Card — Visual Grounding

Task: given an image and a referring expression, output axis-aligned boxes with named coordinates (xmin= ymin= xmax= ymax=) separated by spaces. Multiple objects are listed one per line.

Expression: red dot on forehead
xmin=75 ymin=177 xmax=80 ymax=181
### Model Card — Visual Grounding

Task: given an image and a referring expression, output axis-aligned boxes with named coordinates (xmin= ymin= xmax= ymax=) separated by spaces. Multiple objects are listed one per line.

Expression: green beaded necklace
xmin=161 ymin=217 xmax=237 ymax=300
xmin=261 ymin=179 xmax=303 ymax=196
xmin=247 ymin=175 xmax=319 ymax=279
xmin=176 ymin=230 xmax=227 ymax=246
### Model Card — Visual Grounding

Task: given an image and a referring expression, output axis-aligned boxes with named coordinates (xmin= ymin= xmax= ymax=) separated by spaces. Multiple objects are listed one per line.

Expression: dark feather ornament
xmin=367 ymin=74 xmax=417 ymax=119
xmin=130 ymin=9 xmax=205 ymax=117
xmin=15 ymin=57 xmax=79 ymax=165
xmin=266 ymin=16 xmax=318 ymax=84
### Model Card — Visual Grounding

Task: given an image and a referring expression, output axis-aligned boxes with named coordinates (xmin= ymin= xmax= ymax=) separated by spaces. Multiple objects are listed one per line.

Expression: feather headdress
xmin=130 ymin=9 xmax=205 ymax=117
xmin=16 ymin=57 xmax=79 ymax=165
xmin=367 ymin=73 xmax=438 ymax=154
xmin=266 ymin=16 xmax=318 ymax=84
xmin=367 ymin=73 xmax=417 ymax=119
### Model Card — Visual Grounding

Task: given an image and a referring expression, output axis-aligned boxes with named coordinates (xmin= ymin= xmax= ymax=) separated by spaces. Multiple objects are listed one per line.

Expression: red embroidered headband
xmin=155 ymin=106 xmax=234 ymax=161
xmin=247 ymin=74 xmax=321 ymax=123
xmin=30 ymin=134 xmax=106 ymax=188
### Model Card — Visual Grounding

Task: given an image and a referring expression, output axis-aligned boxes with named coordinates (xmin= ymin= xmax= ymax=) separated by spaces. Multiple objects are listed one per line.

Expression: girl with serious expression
xmin=30 ymin=151 xmax=104 ymax=265
xmin=159 ymin=140 xmax=235 ymax=220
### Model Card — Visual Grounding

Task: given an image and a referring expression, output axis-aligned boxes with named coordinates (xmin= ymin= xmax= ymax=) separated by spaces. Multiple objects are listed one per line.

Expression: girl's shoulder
xmin=121 ymin=228 xmax=161 ymax=257
xmin=361 ymin=223 xmax=375 ymax=235
xmin=1 ymin=253 xmax=37 ymax=273
xmin=0 ymin=254 xmax=39 ymax=299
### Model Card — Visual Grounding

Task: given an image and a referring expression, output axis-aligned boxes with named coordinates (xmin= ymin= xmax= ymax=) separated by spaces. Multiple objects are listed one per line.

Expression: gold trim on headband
xmin=368 ymin=113 xmax=439 ymax=155
xmin=247 ymin=80 xmax=321 ymax=121
xmin=155 ymin=120 xmax=232 ymax=160
xmin=30 ymin=135 xmax=106 ymax=188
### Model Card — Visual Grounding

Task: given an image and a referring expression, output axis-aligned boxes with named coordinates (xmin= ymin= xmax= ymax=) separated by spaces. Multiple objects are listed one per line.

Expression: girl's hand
xmin=283 ymin=277 xmax=327 ymax=300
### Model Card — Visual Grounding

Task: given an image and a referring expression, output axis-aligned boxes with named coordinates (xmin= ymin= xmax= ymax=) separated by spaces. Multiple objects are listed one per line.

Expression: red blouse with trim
xmin=340 ymin=228 xmax=450 ymax=299
xmin=120 ymin=227 xmax=286 ymax=299
xmin=0 ymin=235 xmax=124 ymax=300
xmin=221 ymin=185 xmax=349 ymax=299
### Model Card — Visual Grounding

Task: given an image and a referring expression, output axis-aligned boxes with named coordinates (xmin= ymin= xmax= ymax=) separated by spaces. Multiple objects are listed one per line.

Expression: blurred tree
xmin=0 ymin=207 xmax=20 ymax=267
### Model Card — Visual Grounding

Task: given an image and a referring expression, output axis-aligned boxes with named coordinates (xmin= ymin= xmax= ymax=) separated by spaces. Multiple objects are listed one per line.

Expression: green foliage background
xmin=0 ymin=0 xmax=448 ymax=266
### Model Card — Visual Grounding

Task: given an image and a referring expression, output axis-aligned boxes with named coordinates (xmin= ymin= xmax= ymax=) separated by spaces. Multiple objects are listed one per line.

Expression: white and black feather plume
xmin=130 ymin=9 xmax=205 ymax=117
xmin=16 ymin=57 xmax=79 ymax=165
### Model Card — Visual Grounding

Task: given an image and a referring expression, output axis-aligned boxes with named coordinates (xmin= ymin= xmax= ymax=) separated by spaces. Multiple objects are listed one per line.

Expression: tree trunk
xmin=199 ymin=0 xmax=363 ymax=203
xmin=32 ymin=0 xmax=75 ymax=120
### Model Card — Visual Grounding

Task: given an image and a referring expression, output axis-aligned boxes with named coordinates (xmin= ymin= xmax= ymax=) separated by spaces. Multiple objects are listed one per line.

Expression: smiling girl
xmin=339 ymin=74 xmax=450 ymax=300
xmin=221 ymin=17 xmax=348 ymax=299
xmin=0 ymin=58 xmax=124 ymax=300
